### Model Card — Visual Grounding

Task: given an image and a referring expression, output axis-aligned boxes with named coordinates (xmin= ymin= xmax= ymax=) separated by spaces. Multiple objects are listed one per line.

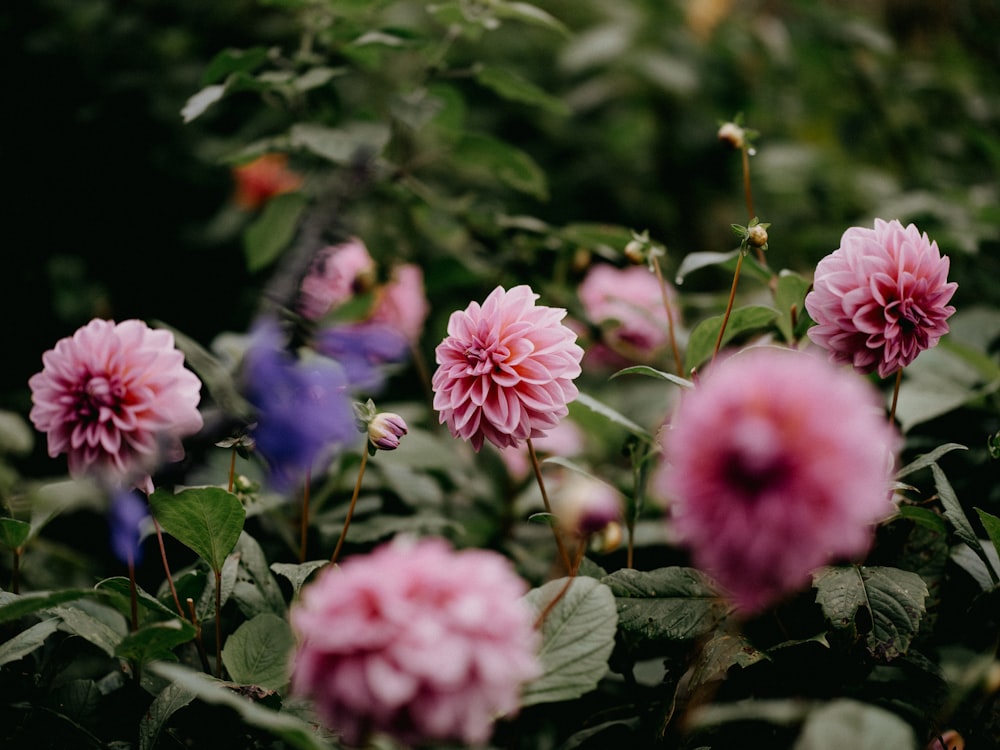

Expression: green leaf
xmin=475 ymin=66 xmax=570 ymax=116
xmin=602 ymin=567 xmax=729 ymax=654
xmin=812 ymin=566 xmax=928 ymax=662
xmin=231 ymin=532 xmax=287 ymax=618
xmin=139 ymin=680 xmax=196 ymax=750
xmin=0 ymin=589 xmax=111 ymax=624
xmin=181 ymin=84 xmax=226 ymax=123
xmin=521 ymin=577 xmax=618 ymax=706
xmin=270 ymin=561 xmax=329 ymax=597
xmin=793 ymin=699 xmax=917 ymax=749
xmin=243 ymin=192 xmax=308 ymax=273
xmin=931 ymin=463 xmax=999 ymax=585
xmin=685 ymin=306 xmax=779 ymax=373
xmin=0 ymin=618 xmax=60 ymax=666
xmin=894 ymin=443 xmax=968 ymax=479
xmin=0 ymin=517 xmax=30 ymax=550
xmin=774 ymin=269 xmax=812 ymax=342
xmin=492 ymin=1 xmax=570 ymax=36
xmin=51 ymin=603 xmax=126 ymax=657
xmin=572 ymin=392 xmax=654 ymax=442
xmin=609 ymin=365 xmax=694 ymax=390
xmin=116 ymin=619 xmax=197 ymax=665
xmin=975 ymin=508 xmax=1000 ymax=563
xmin=149 ymin=662 xmax=333 ymax=750
xmin=556 ymin=223 xmax=636 ymax=258
xmin=95 ymin=576 xmax=182 ymax=622
xmin=453 ymin=133 xmax=548 ymax=200
xmin=149 ymin=487 xmax=246 ymax=574
xmin=684 ymin=633 xmax=769 ymax=694
xmin=289 ymin=121 xmax=390 ymax=164
xmin=0 ymin=410 xmax=34 ymax=456
xmin=202 ymin=46 xmax=270 ymax=86
xmin=222 ymin=613 xmax=295 ymax=691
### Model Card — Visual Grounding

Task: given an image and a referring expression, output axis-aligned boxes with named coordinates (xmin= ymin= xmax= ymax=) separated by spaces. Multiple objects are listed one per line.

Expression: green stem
xmin=11 ymin=547 xmax=20 ymax=594
xmin=331 ymin=451 xmax=369 ymax=565
xmin=712 ymin=251 xmax=744 ymax=365
xmin=888 ymin=368 xmax=904 ymax=426
xmin=152 ymin=514 xmax=185 ymax=618
xmin=227 ymin=446 xmax=237 ymax=494
xmin=526 ymin=438 xmax=572 ymax=574
xmin=187 ymin=597 xmax=212 ymax=675
xmin=300 ymin=472 xmax=311 ymax=564
xmin=651 ymin=255 xmax=683 ymax=376
xmin=214 ymin=568 xmax=223 ymax=678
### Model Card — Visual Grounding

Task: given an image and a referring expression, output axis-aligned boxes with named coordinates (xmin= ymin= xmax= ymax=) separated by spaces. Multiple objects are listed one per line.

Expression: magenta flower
xmin=578 ymin=263 xmax=680 ymax=368
xmin=432 ymin=285 xmax=583 ymax=452
xmin=290 ymin=537 xmax=541 ymax=747
xmin=297 ymin=237 xmax=376 ymax=321
xmin=28 ymin=319 xmax=203 ymax=493
xmin=804 ymin=218 xmax=957 ymax=378
xmin=652 ymin=347 xmax=900 ymax=613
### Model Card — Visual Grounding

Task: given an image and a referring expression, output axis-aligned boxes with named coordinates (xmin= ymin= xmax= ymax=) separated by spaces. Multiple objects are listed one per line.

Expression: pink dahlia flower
xmin=652 ymin=347 xmax=899 ymax=613
xmin=290 ymin=537 xmax=541 ymax=747
xmin=297 ymin=238 xmax=376 ymax=321
xmin=805 ymin=218 xmax=957 ymax=378
xmin=370 ymin=263 xmax=431 ymax=344
xmin=29 ymin=319 xmax=203 ymax=493
xmin=578 ymin=263 xmax=681 ymax=368
xmin=432 ymin=285 xmax=584 ymax=451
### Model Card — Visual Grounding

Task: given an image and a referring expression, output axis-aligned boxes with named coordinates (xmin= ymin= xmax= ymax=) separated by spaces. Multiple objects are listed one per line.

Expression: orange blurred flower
xmin=231 ymin=153 xmax=303 ymax=210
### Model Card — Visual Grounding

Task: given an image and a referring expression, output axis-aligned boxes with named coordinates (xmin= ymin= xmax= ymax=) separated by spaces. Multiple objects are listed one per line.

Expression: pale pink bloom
xmin=28 ymin=319 xmax=203 ymax=493
xmin=370 ymin=264 xmax=430 ymax=344
xmin=496 ymin=418 xmax=585 ymax=482
xmin=555 ymin=473 xmax=622 ymax=538
xmin=577 ymin=263 xmax=680 ymax=368
xmin=297 ymin=238 xmax=376 ymax=321
xmin=290 ymin=537 xmax=541 ymax=747
xmin=368 ymin=412 xmax=408 ymax=452
xmin=652 ymin=347 xmax=899 ymax=613
xmin=432 ymin=285 xmax=584 ymax=451
xmin=805 ymin=218 xmax=957 ymax=378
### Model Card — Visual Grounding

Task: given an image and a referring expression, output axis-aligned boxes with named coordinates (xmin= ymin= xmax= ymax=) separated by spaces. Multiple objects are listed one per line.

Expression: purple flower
xmin=804 ymin=218 xmax=957 ymax=378
xmin=312 ymin=322 xmax=408 ymax=390
xmin=290 ymin=537 xmax=541 ymax=747
xmin=109 ymin=489 xmax=149 ymax=565
xmin=243 ymin=319 xmax=359 ymax=490
xmin=651 ymin=347 xmax=900 ymax=613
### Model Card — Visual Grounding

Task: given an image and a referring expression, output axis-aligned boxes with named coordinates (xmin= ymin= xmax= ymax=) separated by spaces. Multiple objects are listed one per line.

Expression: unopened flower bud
xmin=556 ymin=474 xmax=622 ymax=539
xmin=590 ymin=521 xmax=623 ymax=554
xmin=623 ymin=239 xmax=646 ymax=265
xmin=368 ymin=412 xmax=408 ymax=451
xmin=718 ymin=122 xmax=745 ymax=149
xmin=747 ymin=223 xmax=768 ymax=248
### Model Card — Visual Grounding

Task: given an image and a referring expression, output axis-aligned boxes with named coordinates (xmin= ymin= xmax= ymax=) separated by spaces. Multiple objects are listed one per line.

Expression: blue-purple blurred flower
xmin=312 ymin=321 xmax=408 ymax=390
xmin=243 ymin=319 xmax=362 ymax=490
xmin=110 ymin=489 xmax=149 ymax=565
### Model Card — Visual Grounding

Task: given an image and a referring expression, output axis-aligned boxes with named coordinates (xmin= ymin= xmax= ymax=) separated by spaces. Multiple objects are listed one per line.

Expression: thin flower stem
xmin=330 ymin=451 xmax=369 ymax=565
xmin=533 ymin=541 xmax=586 ymax=630
xmin=152 ymin=514 xmax=185 ymax=618
xmin=214 ymin=568 xmax=223 ymax=678
xmin=650 ymin=255 xmax=683 ymax=376
xmin=127 ymin=554 xmax=139 ymax=632
xmin=526 ymin=438 xmax=572 ymax=573
xmin=712 ymin=251 xmax=744 ymax=364
xmin=186 ymin=597 xmax=212 ymax=674
xmin=299 ymin=472 xmax=311 ymax=564
xmin=741 ymin=146 xmax=767 ymax=266
xmin=11 ymin=548 xmax=20 ymax=594
xmin=889 ymin=368 xmax=904 ymax=426
xmin=228 ymin=446 xmax=237 ymax=494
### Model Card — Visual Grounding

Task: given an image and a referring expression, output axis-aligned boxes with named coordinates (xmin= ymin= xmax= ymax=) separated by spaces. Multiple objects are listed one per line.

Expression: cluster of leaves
xmin=3 ymin=1 xmax=1000 ymax=749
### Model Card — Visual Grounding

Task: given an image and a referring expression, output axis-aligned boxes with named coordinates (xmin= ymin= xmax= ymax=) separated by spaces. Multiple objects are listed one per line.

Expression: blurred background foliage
xmin=7 ymin=0 xmax=999 ymax=497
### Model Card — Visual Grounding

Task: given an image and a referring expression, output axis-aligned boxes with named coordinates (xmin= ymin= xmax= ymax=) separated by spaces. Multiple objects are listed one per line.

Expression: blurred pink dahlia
xmin=652 ymin=347 xmax=899 ymax=613
xmin=577 ymin=263 xmax=680 ymax=368
xmin=805 ymin=218 xmax=957 ymax=378
xmin=297 ymin=237 xmax=376 ymax=321
xmin=370 ymin=263 xmax=430 ymax=344
xmin=29 ymin=319 xmax=203 ymax=493
xmin=290 ymin=537 xmax=541 ymax=747
xmin=432 ymin=285 xmax=583 ymax=451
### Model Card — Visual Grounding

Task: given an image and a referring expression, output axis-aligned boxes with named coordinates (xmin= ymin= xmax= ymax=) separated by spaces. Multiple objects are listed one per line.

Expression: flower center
xmin=77 ymin=374 xmax=126 ymax=420
xmin=465 ymin=341 xmax=508 ymax=376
